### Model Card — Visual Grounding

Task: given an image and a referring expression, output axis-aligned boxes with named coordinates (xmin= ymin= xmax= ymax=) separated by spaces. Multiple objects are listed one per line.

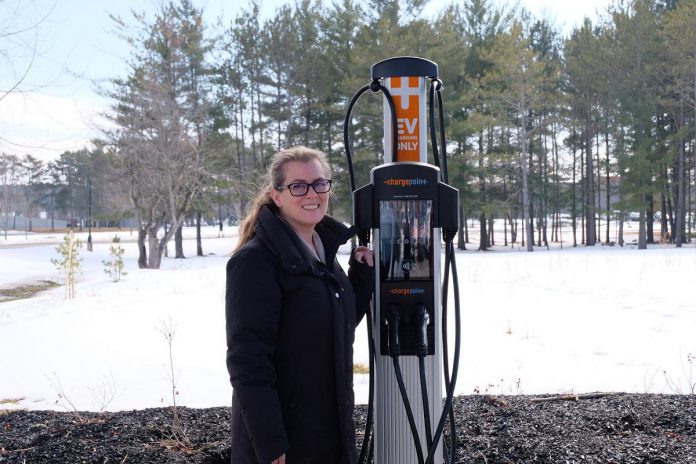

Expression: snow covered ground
xmin=1 ymin=224 xmax=695 ymax=413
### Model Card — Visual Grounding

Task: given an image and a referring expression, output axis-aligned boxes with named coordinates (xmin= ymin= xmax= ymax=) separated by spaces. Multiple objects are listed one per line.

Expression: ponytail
xmin=234 ymin=186 xmax=273 ymax=252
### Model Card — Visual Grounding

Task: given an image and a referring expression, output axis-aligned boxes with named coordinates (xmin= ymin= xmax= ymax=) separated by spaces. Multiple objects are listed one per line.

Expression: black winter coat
xmin=226 ymin=205 xmax=372 ymax=464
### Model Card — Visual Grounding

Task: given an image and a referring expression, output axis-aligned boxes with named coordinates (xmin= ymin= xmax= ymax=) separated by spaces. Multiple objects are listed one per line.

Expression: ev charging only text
xmin=397 ymin=118 xmax=418 ymax=151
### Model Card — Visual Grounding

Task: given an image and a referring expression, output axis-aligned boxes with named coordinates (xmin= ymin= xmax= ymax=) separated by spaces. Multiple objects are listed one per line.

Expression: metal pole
xmin=87 ymin=176 xmax=93 ymax=251
xmin=371 ymin=57 xmax=443 ymax=464
xmin=218 ymin=186 xmax=223 ymax=237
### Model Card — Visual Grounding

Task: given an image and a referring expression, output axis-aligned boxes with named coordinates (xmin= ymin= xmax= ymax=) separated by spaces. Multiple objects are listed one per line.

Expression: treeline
xmin=0 ymin=150 xmax=114 ymax=234
xmin=3 ymin=0 xmax=696 ymax=267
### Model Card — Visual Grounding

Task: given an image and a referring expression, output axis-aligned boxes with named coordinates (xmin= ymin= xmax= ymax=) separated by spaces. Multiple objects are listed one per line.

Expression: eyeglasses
xmin=276 ymin=179 xmax=332 ymax=197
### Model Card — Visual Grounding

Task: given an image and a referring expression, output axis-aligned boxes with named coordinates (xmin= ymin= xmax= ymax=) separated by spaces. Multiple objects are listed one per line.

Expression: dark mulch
xmin=1 ymin=394 xmax=694 ymax=463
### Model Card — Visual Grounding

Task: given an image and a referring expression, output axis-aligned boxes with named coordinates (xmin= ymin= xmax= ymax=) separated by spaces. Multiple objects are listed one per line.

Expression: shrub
xmin=103 ymin=235 xmax=127 ymax=282
xmin=51 ymin=230 xmax=82 ymax=299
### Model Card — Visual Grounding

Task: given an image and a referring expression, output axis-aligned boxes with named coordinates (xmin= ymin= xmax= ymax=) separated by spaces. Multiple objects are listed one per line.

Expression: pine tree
xmin=103 ymin=235 xmax=127 ymax=282
xmin=51 ymin=230 xmax=83 ymax=299
xmin=565 ymin=19 xmax=605 ymax=246
xmin=482 ymin=20 xmax=548 ymax=252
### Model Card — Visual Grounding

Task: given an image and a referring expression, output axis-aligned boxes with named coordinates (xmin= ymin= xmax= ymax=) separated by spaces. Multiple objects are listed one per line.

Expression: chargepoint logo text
xmin=384 ymin=178 xmax=428 ymax=187
xmin=389 ymin=288 xmax=426 ymax=296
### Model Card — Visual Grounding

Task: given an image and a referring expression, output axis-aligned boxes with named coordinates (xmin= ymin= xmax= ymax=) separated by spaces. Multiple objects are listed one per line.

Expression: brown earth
xmin=1 ymin=394 xmax=694 ymax=463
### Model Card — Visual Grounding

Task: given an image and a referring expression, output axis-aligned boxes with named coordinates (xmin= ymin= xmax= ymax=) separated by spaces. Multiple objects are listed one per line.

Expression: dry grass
xmin=0 ymin=281 xmax=60 ymax=302
xmin=353 ymin=363 xmax=370 ymax=375
xmin=0 ymin=398 xmax=24 ymax=405
xmin=0 ymin=398 xmax=24 ymax=415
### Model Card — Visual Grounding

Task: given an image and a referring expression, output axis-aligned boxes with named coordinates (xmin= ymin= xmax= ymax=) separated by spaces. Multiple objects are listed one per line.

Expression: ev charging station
xmin=345 ymin=57 xmax=461 ymax=464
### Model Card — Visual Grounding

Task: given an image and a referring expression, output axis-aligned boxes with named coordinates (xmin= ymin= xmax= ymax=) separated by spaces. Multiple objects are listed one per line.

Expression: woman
xmin=226 ymin=146 xmax=374 ymax=464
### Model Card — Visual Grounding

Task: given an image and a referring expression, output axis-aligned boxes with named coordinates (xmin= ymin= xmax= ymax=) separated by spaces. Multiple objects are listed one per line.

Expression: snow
xmin=1 ymin=225 xmax=695 ymax=413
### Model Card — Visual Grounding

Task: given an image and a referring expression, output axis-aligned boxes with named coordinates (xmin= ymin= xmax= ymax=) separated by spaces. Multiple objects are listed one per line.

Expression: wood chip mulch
xmin=1 ymin=394 xmax=694 ymax=463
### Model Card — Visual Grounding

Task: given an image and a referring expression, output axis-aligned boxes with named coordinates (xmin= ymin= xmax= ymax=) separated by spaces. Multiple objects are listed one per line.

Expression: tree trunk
xmin=688 ymin=141 xmax=693 ymax=242
xmin=479 ymin=212 xmax=488 ymax=250
xmin=138 ymin=228 xmax=147 ymax=269
xmin=478 ymin=131 xmax=488 ymax=251
xmin=638 ymin=208 xmax=647 ymax=250
xmin=163 ymin=223 xmax=169 ymax=258
xmin=660 ymin=190 xmax=668 ymax=240
xmin=508 ymin=213 xmax=517 ymax=246
xmin=457 ymin=203 xmax=466 ymax=250
xmin=646 ymin=194 xmax=655 ymax=244
xmin=666 ymin=180 xmax=675 ymax=241
xmin=148 ymin=225 xmax=164 ymax=268
xmin=196 ymin=210 xmax=204 ymax=256
xmin=572 ymin=142 xmax=578 ymax=247
xmin=540 ymin=135 xmax=549 ymax=249
xmin=541 ymin=135 xmax=549 ymax=248
xmin=676 ymin=91 xmax=686 ymax=247
xmin=581 ymin=144 xmax=585 ymax=245
xmin=605 ymin=131 xmax=611 ymax=244
xmin=596 ymin=132 xmax=601 ymax=243
xmin=520 ymin=125 xmax=533 ymax=252
xmin=585 ymin=126 xmax=596 ymax=246
xmin=553 ymin=123 xmax=560 ymax=243
xmin=50 ymin=193 xmax=55 ymax=232
xmin=175 ymin=224 xmax=185 ymax=259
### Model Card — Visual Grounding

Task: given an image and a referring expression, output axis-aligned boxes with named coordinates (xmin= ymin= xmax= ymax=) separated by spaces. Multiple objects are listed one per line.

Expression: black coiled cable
xmin=419 ymin=356 xmax=434 ymax=453
xmin=425 ymin=239 xmax=461 ymax=464
xmin=344 ymin=78 xmax=400 ymax=464
xmin=343 ymin=79 xmax=400 ymax=194
xmin=357 ymin=315 xmax=376 ymax=464
xmin=393 ymin=357 xmax=426 ymax=464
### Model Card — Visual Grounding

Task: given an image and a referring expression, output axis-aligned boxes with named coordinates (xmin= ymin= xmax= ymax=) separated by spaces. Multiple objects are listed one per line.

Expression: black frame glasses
xmin=276 ymin=179 xmax=332 ymax=197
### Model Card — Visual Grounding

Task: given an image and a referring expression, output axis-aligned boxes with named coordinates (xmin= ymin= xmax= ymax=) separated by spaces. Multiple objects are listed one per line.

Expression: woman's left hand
xmin=352 ymin=246 xmax=374 ymax=267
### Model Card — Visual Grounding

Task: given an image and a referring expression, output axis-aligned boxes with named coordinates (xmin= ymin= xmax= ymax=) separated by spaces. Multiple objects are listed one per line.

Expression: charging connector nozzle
xmin=387 ymin=304 xmax=401 ymax=357
xmin=416 ymin=304 xmax=429 ymax=357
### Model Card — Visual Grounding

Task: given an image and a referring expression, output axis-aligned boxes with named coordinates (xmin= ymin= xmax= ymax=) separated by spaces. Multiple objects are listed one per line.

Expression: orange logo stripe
xmin=388 ymin=77 xmax=421 ymax=162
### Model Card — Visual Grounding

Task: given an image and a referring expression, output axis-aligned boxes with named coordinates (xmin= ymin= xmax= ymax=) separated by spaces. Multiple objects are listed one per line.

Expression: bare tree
xmin=1 ymin=0 xmax=60 ymax=153
xmin=106 ymin=1 xmax=212 ymax=269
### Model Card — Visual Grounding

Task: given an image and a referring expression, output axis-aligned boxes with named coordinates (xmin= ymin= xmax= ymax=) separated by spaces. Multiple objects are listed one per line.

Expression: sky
xmin=0 ymin=0 xmax=612 ymax=162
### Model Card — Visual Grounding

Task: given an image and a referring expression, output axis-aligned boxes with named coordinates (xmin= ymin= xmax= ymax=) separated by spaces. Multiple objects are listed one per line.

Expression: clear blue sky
xmin=0 ymin=0 xmax=611 ymax=161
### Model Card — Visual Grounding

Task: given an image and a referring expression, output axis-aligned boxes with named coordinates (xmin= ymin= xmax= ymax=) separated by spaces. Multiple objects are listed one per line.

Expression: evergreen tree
xmin=661 ymin=0 xmax=696 ymax=245
xmin=51 ymin=229 xmax=83 ymax=299
xmin=20 ymin=155 xmax=46 ymax=231
xmin=458 ymin=0 xmax=513 ymax=250
xmin=0 ymin=154 xmax=22 ymax=237
xmin=482 ymin=19 xmax=548 ymax=251
xmin=103 ymin=235 xmax=127 ymax=282
xmin=565 ymin=19 xmax=605 ymax=246
xmin=607 ymin=0 xmax=664 ymax=249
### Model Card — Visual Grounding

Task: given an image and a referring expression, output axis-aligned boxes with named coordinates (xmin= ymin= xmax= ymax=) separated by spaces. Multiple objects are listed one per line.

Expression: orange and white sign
xmin=383 ymin=76 xmax=427 ymax=163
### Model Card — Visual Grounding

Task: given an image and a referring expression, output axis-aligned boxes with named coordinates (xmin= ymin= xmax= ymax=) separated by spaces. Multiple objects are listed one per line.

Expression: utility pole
xmin=87 ymin=176 xmax=93 ymax=251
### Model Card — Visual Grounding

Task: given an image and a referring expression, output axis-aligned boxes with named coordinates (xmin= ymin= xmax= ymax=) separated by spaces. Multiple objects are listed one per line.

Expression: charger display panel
xmin=379 ymin=200 xmax=433 ymax=281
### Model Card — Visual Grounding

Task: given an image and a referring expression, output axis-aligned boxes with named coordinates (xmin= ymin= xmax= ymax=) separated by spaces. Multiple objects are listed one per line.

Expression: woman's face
xmin=271 ymin=159 xmax=329 ymax=238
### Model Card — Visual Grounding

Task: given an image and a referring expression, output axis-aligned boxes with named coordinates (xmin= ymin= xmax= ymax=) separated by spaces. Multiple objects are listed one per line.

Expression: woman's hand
xmin=352 ymin=246 xmax=374 ymax=267
xmin=272 ymin=454 xmax=286 ymax=464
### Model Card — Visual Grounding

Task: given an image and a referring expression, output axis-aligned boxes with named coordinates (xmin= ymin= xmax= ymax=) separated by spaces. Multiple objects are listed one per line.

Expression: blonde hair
xmin=234 ymin=146 xmax=331 ymax=252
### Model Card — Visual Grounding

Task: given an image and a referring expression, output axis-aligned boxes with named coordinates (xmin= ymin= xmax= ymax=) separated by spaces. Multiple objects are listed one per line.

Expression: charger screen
xmin=379 ymin=200 xmax=433 ymax=281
